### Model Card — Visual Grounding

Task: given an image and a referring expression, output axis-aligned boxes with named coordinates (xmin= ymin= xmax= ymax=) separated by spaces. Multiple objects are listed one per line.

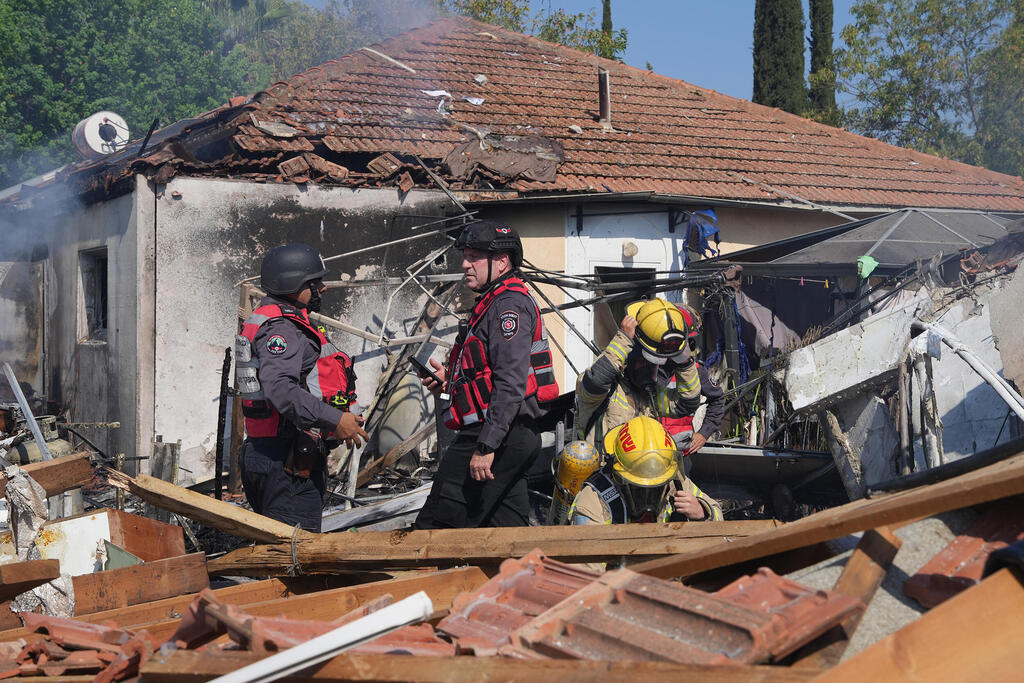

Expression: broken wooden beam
xmin=0 ymin=560 xmax=60 ymax=603
xmin=0 ymin=574 xmax=366 ymax=643
xmin=632 ymin=448 xmax=1024 ymax=579
xmin=824 ymin=567 xmax=1024 ymax=680
xmin=104 ymin=469 xmax=305 ymax=543
xmin=141 ymin=651 xmax=822 ymax=682
xmin=142 ymin=566 xmax=489 ymax=644
xmin=207 ymin=520 xmax=780 ymax=575
xmin=0 ymin=451 xmax=92 ymax=499
xmin=790 ymin=526 xmax=902 ymax=668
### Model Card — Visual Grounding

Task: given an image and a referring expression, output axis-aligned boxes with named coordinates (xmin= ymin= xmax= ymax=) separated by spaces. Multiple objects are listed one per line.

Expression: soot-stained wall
xmin=152 ymin=177 xmax=454 ymax=482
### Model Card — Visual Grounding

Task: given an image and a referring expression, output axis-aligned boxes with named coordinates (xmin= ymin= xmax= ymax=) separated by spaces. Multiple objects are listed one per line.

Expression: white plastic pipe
xmin=911 ymin=321 xmax=1024 ymax=421
xmin=209 ymin=591 xmax=434 ymax=683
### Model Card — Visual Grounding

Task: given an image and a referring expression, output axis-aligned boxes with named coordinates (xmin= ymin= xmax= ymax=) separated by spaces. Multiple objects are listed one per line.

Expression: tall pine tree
xmin=808 ymin=0 xmax=839 ymax=124
xmin=753 ymin=0 xmax=806 ymax=113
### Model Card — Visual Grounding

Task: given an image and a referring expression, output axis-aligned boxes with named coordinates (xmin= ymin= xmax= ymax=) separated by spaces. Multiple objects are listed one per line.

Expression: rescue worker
xmin=414 ymin=221 xmax=559 ymax=528
xmin=573 ymin=297 xmax=725 ymax=520
xmin=569 ymin=415 xmax=722 ymax=525
xmin=236 ymin=243 xmax=368 ymax=532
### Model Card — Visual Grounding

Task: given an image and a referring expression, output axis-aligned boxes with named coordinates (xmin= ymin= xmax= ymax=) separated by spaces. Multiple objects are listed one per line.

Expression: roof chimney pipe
xmin=598 ymin=68 xmax=612 ymax=129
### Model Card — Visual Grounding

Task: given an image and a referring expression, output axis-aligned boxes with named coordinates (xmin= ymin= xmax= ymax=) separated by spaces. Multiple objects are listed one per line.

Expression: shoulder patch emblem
xmin=267 ymin=335 xmax=288 ymax=355
xmin=499 ymin=310 xmax=519 ymax=339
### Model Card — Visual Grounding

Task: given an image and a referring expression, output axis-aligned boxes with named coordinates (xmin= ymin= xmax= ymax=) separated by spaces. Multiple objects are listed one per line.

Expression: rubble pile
xmin=1 ymin=216 xmax=1023 ymax=680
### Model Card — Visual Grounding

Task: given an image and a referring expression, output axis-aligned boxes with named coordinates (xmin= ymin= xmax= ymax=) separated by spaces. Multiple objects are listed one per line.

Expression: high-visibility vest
xmin=444 ymin=277 xmax=559 ymax=430
xmin=235 ymin=302 xmax=356 ymax=438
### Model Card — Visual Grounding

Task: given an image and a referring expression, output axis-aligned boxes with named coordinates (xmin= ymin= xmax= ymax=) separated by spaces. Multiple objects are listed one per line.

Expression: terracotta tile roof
xmin=21 ymin=17 xmax=1024 ymax=211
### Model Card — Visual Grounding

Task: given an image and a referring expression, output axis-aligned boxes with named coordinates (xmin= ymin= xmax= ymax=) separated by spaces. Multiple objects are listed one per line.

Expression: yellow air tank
xmin=547 ymin=440 xmax=601 ymax=525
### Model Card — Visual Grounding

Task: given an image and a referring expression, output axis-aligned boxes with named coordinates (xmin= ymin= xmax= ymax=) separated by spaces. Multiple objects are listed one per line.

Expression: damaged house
xmin=1 ymin=16 xmax=1024 ymax=486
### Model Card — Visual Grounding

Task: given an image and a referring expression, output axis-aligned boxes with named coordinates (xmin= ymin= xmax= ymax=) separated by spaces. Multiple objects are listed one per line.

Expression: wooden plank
xmin=207 ymin=520 xmax=781 ymax=575
xmin=0 ymin=451 xmax=92 ymax=499
xmin=71 ymin=552 xmax=209 ymax=615
xmin=104 ymin=508 xmax=186 ymax=562
xmin=141 ymin=650 xmax=822 ymax=682
xmin=631 ymin=448 xmax=1024 ymax=579
xmin=0 ymin=560 xmax=60 ymax=602
xmin=137 ymin=566 xmax=489 ymax=644
xmin=104 ymin=469 xmax=303 ymax=543
xmin=821 ymin=567 xmax=1024 ymax=681
xmin=790 ymin=526 xmax=902 ymax=668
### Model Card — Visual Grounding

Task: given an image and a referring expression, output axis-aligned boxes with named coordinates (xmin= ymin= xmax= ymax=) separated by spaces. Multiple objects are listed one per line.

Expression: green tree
xmin=976 ymin=2 xmax=1024 ymax=177
xmin=808 ymin=0 xmax=839 ymax=125
xmin=753 ymin=0 xmax=806 ymax=113
xmin=0 ymin=0 xmax=265 ymax=188
xmin=444 ymin=0 xmax=626 ymax=58
xmin=448 ymin=0 xmax=529 ymax=32
xmin=836 ymin=0 xmax=1014 ymax=168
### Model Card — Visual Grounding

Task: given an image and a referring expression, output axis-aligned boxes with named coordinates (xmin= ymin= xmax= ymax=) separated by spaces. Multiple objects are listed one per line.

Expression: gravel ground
xmin=785 ymin=508 xmax=980 ymax=660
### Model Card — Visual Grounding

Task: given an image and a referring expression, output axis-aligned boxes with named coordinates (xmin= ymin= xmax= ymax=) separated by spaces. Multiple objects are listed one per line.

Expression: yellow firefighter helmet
xmin=603 ymin=416 xmax=678 ymax=487
xmin=625 ymin=298 xmax=701 ymax=364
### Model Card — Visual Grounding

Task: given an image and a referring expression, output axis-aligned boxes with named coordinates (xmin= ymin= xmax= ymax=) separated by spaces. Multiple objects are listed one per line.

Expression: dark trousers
xmin=414 ymin=422 xmax=541 ymax=529
xmin=239 ymin=437 xmax=326 ymax=533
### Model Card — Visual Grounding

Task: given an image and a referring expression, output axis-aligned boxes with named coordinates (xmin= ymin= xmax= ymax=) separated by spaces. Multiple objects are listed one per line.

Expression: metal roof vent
xmin=598 ymin=68 xmax=612 ymax=130
xmin=72 ymin=111 xmax=130 ymax=158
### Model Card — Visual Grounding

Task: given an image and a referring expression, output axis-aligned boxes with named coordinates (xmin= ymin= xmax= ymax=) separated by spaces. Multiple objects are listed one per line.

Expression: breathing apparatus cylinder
xmin=547 ymin=440 xmax=601 ymax=525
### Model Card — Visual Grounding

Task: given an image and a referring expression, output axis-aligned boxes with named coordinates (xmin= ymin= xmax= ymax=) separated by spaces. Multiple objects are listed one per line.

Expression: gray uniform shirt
xmin=467 ymin=275 xmax=545 ymax=452
xmin=252 ymin=295 xmax=344 ymax=434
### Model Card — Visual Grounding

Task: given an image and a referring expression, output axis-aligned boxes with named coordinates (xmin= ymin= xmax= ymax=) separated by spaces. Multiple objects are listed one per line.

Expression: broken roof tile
xmin=436 ymin=549 xmax=600 ymax=655
xmin=904 ymin=498 xmax=1024 ymax=608
xmin=31 ymin=17 xmax=1024 ymax=210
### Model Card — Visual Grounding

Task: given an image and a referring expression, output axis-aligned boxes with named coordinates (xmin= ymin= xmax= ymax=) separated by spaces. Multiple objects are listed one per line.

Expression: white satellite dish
xmin=72 ymin=111 xmax=130 ymax=158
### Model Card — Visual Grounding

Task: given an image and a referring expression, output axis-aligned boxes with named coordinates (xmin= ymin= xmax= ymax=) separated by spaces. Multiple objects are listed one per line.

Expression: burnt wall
xmin=152 ymin=177 xmax=457 ymax=482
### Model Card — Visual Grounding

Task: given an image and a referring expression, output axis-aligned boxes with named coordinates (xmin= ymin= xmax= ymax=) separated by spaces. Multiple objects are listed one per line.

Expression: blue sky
xmin=533 ymin=1 xmax=858 ymax=101
xmin=302 ymin=1 xmax=860 ymax=103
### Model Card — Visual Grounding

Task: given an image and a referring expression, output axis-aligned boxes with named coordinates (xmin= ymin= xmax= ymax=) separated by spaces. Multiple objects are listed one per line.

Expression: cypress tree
xmin=808 ymin=0 xmax=839 ymax=124
xmin=599 ymin=0 xmax=614 ymax=59
xmin=752 ymin=0 xmax=806 ymax=113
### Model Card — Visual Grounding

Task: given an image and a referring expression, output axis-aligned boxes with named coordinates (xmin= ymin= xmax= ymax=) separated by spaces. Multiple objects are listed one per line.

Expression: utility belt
xmin=284 ymin=429 xmax=332 ymax=479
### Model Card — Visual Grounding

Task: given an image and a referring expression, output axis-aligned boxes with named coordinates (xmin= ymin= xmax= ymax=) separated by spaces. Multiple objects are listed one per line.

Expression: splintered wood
xmin=104 ymin=469 xmax=304 ymax=543
xmin=207 ymin=520 xmax=781 ymax=575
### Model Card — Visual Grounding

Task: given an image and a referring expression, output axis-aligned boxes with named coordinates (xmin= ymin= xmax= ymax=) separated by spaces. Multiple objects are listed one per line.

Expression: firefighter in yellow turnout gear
xmin=569 ymin=416 xmax=723 ymax=525
xmin=574 ymin=298 xmax=725 ymax=456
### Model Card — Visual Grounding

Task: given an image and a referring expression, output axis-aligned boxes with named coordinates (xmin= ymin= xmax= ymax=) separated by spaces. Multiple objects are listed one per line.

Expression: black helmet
xmin=261 ymin=243 xmax=329 ymax=295
xmin=456 ymin=220 xmax=523 ymax=268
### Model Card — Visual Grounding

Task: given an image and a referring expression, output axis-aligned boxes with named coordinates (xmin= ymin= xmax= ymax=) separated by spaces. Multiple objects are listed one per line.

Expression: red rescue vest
xmin=444 ymin=277 xmax=559 ymax=430
xmin=236 ymin=302 xmax=356 ymax=438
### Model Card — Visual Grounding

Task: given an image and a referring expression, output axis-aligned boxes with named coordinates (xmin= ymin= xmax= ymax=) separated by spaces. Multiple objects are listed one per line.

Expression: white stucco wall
xmin=928 ymin=282 xmax=1019 ymax=460
xmin=152 ymin=177 xmax=452 ymax=481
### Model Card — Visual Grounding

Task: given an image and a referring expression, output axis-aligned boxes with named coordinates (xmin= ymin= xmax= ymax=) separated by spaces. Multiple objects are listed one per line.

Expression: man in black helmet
xmin=236 ymin=243 xmax=368 ymax=531
xmin=414 ymin=221 xmax=559 ymax=528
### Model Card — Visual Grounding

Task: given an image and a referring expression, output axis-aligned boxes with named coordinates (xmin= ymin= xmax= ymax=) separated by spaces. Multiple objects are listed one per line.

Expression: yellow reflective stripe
xmin=676 ymin=374 xmax=699 ymax=391
xmin=606 ymin=341 xmax=628 ymax=362
xmin=610 ymin=391 xmax=630 ymax=409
